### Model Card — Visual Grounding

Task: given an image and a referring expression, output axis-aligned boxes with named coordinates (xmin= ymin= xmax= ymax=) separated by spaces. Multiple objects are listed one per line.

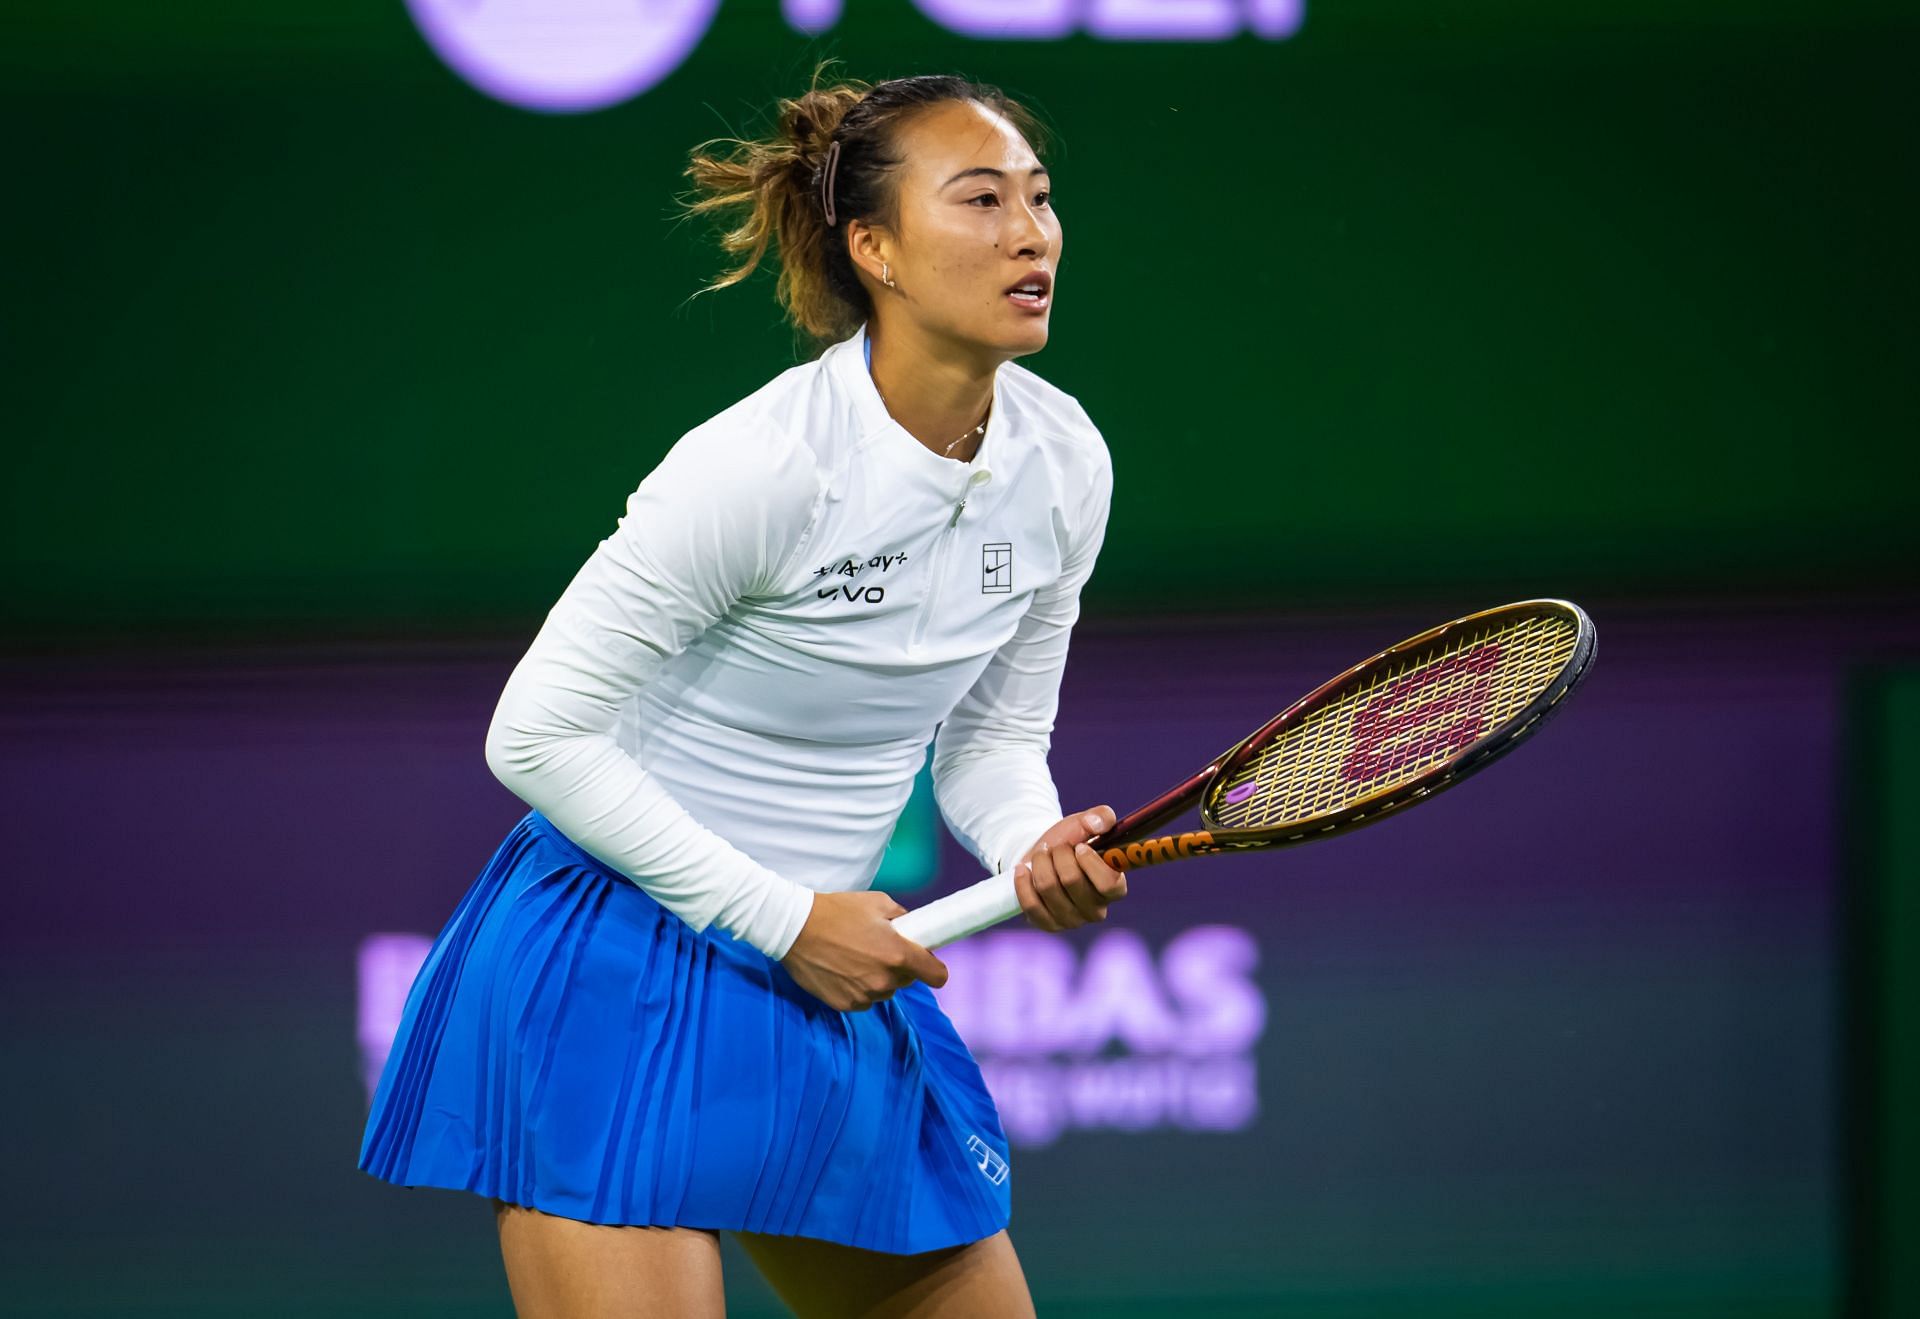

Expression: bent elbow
xmin=483 ymin=702 xmax=544 ymax=787
xmin=482 ymin=716 xmax=517 ymax=788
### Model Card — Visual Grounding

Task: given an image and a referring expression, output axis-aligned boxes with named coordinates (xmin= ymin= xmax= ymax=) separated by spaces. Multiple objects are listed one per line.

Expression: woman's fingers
xmin=1082 ymin=843 xmax=1128 ymax=904
xmin=1013 ymin=859 xmax=1062 ymax=932
xmin=1050 ymin=842 xmax=1106 ymax=922
xmin=1026 ymin=848 xmax=1081 ymax=929
xmin=1012 ymin=806 xmax=1132 ymax=933
xmin=897 ymin=938 xmax=949 ymax=990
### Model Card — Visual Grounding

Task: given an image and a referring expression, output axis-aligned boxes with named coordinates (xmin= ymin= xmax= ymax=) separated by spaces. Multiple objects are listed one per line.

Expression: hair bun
xmin=784 ymin=96 xmax=832 ymax=153
xmin=787 ymin=87 xmax=862 ymax=160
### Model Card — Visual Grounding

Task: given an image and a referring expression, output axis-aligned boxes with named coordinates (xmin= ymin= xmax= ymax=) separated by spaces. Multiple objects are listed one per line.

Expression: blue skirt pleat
xmin=357 ymin=810 xmax=1011 ymax=1255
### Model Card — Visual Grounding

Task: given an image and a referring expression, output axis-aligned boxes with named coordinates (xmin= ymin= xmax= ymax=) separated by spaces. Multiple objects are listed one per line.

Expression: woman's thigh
xmin=492 ymin=1198 xmax=726 ymax=1319
xmin=731 ymin=1227 xmax=1037 ymax=1319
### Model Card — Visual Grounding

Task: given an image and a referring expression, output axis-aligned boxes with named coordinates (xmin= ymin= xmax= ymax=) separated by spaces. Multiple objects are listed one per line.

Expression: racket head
xmin=1197 ymin=598 xmax=1596 ymax=848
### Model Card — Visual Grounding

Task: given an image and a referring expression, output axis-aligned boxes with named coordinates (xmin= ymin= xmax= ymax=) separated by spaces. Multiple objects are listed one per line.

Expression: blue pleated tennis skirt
xmin=357 ymin=810 xmax=1011 ymax=1255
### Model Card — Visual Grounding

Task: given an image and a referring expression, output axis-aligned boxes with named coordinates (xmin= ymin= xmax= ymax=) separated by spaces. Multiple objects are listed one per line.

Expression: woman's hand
xmin=1010 ymin=805 xmax=1128 ymax=932
xmin=780 ymin=890 xmax=949 ymax=1013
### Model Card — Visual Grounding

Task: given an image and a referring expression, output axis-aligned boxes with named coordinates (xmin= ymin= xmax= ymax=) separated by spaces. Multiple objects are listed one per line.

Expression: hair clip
xmin=820 ymin=139 xmax=842 ymax=226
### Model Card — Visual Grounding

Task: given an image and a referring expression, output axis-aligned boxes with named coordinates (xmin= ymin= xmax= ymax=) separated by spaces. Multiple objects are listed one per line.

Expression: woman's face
xmin=864 ymin=99 xmax=1060 ymax=363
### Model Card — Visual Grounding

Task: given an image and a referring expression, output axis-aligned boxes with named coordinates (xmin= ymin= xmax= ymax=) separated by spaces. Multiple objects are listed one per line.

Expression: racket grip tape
xmin=891 ymin=869 xmax=1020 ymax=950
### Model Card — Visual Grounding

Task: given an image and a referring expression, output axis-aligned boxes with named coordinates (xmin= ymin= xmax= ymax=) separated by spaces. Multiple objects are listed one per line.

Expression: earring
xmin=883 ymin=262 xmax=894 ymax=289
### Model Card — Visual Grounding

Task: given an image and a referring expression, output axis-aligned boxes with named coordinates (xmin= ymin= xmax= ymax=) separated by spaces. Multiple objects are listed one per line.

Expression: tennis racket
xmin=892 ymin=597 xmax=1597 ymax=950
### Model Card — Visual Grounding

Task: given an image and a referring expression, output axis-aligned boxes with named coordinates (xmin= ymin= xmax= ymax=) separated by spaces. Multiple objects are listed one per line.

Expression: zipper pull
xmin=947 ymin=469 xmax=992 ymax=528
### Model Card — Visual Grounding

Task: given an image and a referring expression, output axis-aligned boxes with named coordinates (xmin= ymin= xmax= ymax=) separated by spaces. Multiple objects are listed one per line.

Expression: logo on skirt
xmin=965 ymin=1134 xmax=1009 ymax=1185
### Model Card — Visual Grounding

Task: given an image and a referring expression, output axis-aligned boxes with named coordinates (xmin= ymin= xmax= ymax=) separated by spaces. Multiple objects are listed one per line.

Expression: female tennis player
xmin=358 ymin=66 xmax=1123 ymax=1317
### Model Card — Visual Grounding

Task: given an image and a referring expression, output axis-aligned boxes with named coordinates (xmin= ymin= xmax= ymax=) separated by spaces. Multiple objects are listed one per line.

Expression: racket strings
xmin=1206 ymin=612 xmax=1580 ymax=832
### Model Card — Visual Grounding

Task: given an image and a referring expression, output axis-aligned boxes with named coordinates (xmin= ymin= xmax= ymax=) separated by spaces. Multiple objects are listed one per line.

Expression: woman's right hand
xmin=779 ymin=890 xmax=949 ymax=1012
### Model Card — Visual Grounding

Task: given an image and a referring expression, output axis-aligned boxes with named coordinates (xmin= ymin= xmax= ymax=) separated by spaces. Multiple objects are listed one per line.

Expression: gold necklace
xmin=876 ymin=381 xmax=991 ymax=461
xmin=941 ymin=410 xmax=990 ymax=459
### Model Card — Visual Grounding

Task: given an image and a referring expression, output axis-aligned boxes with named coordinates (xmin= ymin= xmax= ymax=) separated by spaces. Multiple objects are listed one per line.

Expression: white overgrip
xmin=890 ymin=868 xmax=1021 ymax=950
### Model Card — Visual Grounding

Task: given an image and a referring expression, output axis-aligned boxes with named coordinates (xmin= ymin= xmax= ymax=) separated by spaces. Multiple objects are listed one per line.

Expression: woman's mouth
xmin=1005 ymin=271 xmax=1052 ymax=313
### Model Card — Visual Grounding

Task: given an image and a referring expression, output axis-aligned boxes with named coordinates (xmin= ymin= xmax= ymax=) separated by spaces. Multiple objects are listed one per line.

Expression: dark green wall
xmin=6 ymin=3 xmax=1914 ymax=641
xmin=1851 ymin=666 xmax=1920 ymax=1317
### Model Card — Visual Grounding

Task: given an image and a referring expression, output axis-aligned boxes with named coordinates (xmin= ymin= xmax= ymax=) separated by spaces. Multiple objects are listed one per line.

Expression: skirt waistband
xmin=521 ymin=808 xmax=622 ymax=880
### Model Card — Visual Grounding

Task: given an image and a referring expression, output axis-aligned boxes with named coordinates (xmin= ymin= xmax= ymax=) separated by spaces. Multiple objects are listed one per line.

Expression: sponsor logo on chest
xmin=811 ymin=550 xmax=910 ymax=606
xmin=810 ymin=543 xmax=1016 ymax=609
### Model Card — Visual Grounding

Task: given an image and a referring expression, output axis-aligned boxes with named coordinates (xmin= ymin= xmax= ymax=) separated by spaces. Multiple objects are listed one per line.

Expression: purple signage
xmin=357 ymin=922 xmax=1267 ymax=1149
xmin=936 ymin=925 xmax=1266 ymax=1145
xmin=404 ymin=0 xmax=722 ymax=114
xmin=913 ymin=0 xmax=1303 ymax=42
xmin=404 ymin=1 xmax=1307 ymax=114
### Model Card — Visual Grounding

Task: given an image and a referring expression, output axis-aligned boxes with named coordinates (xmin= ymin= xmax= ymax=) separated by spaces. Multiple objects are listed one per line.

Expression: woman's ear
xmin=846 ymin=219 xmax=889 ymax=290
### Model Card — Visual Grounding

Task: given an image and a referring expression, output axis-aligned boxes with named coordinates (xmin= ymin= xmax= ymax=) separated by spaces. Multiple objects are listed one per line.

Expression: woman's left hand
xmin=1010 ymin=805 xmax=1128 ymax=933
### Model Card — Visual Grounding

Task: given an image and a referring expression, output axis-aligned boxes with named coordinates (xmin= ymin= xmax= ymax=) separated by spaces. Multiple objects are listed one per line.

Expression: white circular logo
xmin=406 ymin=0 xmax=723 ymax=114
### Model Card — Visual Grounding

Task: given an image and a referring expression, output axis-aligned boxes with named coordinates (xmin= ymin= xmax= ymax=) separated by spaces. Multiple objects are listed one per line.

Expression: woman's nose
xmin=1007 ymin=203 xmax=1050 ymax=258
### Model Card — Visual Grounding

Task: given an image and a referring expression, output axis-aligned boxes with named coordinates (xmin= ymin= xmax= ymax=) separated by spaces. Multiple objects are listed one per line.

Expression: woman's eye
xmin=968 ymin=192 xmax=1051 ymax=207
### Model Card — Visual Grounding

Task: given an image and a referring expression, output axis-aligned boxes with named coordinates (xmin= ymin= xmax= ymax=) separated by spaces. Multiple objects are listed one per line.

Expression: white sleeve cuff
xmin=709 ymin=867 xmax=818 ymax=961
xmin=984 ymin=807 xmax=1067 ymax=877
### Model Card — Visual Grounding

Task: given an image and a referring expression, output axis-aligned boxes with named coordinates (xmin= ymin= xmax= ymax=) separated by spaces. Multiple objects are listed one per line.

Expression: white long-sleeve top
xmin=483 ymin=320 xmax=1114 ymax=960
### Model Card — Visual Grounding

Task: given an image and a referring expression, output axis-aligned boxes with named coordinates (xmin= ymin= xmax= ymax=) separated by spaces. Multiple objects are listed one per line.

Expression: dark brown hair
xmin=677 ymin=60 xmax=1053 ymax=354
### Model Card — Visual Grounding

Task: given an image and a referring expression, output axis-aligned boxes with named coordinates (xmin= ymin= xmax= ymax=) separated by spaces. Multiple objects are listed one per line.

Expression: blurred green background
xmin=6 ymin=1 xmax=1913 ymax=645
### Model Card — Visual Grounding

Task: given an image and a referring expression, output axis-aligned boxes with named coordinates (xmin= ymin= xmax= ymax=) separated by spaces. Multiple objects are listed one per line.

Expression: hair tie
xmin=819 ymin=139 xmax=842 ymax=227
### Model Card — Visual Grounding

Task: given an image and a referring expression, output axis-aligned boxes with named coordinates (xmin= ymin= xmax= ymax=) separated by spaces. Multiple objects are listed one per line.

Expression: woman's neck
xmin=866 ymin=322 xmax=997 ymax=462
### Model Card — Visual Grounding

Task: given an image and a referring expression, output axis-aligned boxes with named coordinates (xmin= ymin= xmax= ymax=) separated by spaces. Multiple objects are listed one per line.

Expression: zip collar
xmin=827 ymin=321 xmax=1004 ymax=481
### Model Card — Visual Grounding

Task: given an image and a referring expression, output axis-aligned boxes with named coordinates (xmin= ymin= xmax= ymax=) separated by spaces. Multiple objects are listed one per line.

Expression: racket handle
xmin=891 ymin=869 xmax=1020 ymax=950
